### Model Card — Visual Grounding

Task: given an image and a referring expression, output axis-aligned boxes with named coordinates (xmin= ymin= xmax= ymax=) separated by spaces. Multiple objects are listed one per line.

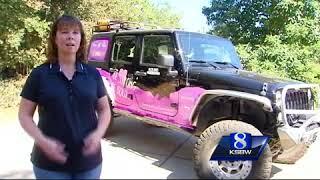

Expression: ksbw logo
xmin=229 ymin=133 xmax=252 ymax=155
xmin=211 ymin=132 xmax=269 ymax=161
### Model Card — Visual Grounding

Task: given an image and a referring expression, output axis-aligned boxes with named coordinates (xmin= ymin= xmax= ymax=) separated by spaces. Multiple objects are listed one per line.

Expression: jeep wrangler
xmin=87 ymin=20 xmax=320 ymax=179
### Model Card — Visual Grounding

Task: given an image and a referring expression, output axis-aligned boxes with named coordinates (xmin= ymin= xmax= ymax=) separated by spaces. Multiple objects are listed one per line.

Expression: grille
xmin=285 ymin=89 xmax=314 ymax=110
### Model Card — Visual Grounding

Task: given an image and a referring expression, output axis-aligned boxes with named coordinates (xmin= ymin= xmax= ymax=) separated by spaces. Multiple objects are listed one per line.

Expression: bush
xmin=236 ymin=36 xmax=320 ymax=84
xmin=0 ymin=76 xmax=27 ymax=109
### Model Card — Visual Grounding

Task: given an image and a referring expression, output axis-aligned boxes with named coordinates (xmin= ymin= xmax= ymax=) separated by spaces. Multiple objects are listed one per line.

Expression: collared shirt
xmin=20 ymin=61 xmax=107 ymax=172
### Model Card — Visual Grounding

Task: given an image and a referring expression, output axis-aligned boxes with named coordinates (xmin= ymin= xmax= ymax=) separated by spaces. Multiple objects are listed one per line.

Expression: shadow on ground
xmin=102 ymin=116 xmax=283 ymax=179
xmin=270 ymin=165 xmax=282 ymax=178
xmin=103 ymin=116 xmax=199 ymax=179
xmin=0 ymin=170 xmax=34 ymax=179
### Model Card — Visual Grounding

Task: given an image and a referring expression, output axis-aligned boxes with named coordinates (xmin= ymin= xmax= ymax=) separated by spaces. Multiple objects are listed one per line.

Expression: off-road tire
xmin=193 ymin=120 xmax=272 ymax=179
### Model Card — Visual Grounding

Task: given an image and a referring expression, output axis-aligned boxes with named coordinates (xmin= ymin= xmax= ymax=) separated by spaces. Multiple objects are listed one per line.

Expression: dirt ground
xmin=0 ymin=113 xmax=319 ymax=179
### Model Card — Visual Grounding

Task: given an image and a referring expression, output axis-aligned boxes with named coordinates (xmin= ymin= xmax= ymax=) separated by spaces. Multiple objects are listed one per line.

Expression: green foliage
xmin=0 ymin=0 xmax=181 ymax=108
xmin=0 ymin=0 xmax=181 ymax=78
xmin=205 ymin=0 xmax=320 ymax=83
xmin=0 ymin=0 xmax=49 ymax=77
xmin=79 ymin=0 xmax=181 ymax=40
xmin=237 ymin=36 xmax=320 ymax=84
xmin=0 ymin=76 xmax=27 ymax=108
xmin=203 ymin=0 xmax=273 ymax=44
xmin=81 ymin=0 xmax=180 ymax=28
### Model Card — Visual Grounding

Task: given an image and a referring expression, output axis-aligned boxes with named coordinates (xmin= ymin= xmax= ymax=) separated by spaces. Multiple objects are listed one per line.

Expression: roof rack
xmin=92 ymin=19 xmax=161 ymax=33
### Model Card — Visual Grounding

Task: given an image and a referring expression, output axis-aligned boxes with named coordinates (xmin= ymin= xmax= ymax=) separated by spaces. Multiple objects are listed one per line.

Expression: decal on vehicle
xmin=88 ymin=37 xmax=111 ymax=62
xmin=98 ymin=68 xmax=205 ymax=128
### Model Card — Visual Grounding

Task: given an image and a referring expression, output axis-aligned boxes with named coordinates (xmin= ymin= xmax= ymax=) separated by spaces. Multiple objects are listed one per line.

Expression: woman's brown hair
xmin=46 ymin=14 xmax=87 ymax=64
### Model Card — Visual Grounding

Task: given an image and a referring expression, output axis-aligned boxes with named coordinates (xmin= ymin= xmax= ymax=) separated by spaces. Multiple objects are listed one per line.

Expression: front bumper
xmin=276 ymin=84 xmax=320 ymax=150
xmin=277 ymin=112 xmax=320 ymax=150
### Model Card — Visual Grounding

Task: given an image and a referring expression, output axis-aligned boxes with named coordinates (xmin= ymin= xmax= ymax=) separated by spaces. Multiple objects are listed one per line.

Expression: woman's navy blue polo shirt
xmin=20 ymin=61 xmax=107 ymax=172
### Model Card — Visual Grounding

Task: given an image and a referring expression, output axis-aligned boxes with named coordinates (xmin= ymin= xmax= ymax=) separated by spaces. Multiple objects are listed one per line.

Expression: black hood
xmin=188 ymin=67 xmax=304 ymax=95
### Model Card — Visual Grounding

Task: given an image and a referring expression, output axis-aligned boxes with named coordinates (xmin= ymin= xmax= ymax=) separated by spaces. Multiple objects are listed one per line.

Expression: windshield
xmin=176 ymin=32 xmax=242 ymax=68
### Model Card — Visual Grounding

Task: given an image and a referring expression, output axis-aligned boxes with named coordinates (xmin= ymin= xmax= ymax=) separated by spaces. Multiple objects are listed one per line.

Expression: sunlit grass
xmin=0 ymin=76 xmax=26 ymax=124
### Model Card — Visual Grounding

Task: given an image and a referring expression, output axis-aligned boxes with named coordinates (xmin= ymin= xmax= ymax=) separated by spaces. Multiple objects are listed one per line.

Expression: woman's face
xmin=55 ymin=25 xmax=81 ymax=55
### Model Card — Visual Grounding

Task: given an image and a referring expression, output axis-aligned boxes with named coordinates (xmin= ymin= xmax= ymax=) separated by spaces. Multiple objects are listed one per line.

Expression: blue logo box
xmin=211 ymin=133 xmax=270 ymax=161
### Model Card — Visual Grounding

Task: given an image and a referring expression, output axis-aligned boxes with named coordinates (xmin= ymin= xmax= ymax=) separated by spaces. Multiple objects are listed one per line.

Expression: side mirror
xmin=157 ymin=54 xmax=178 ymax=78
xmin=157 ymin=54 xmax=174 ymax=67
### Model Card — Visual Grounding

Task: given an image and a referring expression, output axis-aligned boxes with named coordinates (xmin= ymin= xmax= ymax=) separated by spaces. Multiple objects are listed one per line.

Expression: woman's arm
xmin=18 ymin=98 xmax=46 ymax=145
xmin=83 ymin=95 xmax=111 ymax=155
xmin=95 ymin=95 xmax=112 ymax=138
xmin=18 ymin=98 xmax=68 ymax=164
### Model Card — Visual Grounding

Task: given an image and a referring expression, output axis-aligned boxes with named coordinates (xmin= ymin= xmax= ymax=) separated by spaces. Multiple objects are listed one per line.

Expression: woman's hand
xmin=82 ymin=130 xmax=101 ymax=156
xmin=37 ymin=136 xmax=68 ymax=164
xmin=82 ymin=95 xmax=111 ymax=156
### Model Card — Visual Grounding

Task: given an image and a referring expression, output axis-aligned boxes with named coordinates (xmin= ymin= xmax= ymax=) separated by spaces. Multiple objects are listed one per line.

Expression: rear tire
xmin=193 ymin=120 xmax=272 ymax=179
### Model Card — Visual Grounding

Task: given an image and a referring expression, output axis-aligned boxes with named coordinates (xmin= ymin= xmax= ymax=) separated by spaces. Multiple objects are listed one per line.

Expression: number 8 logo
xmin=233 ymin=133 xmax=247 ymax=149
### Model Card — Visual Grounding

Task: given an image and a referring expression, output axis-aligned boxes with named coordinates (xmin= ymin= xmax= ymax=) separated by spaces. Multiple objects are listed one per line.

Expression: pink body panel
xmin=98 ymin=68 xmax=205 ymax=129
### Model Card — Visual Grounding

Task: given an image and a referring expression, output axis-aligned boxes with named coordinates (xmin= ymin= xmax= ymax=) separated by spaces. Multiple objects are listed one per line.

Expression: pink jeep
xmin=87 ymin=20 xmax=320 ymax=179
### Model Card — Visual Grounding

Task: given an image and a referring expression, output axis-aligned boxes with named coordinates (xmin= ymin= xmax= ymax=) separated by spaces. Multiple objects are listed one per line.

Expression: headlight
xmin=316 ymin=88 xmax=320 ymax=110
xmin=275 ymin=90 xmax=282 ymax=107
xmin=311 ymin=86 xmax=320 ymax=110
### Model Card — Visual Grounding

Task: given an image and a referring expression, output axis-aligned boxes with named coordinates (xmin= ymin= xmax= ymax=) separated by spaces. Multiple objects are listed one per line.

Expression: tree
xmin=203 ymin=0 xmax=274 ymax=45
xmin=203 ymin=0 xmax=320 ymax=45
xmin=203 ymin=0 xmax=320 ymax=83
xmin=0 ymin=0 xmax=181 ymax=77
xmin=0 ymin=0 xmax=49 ymax=77
xmin=79 ymin=0 xmax=181 ymax=39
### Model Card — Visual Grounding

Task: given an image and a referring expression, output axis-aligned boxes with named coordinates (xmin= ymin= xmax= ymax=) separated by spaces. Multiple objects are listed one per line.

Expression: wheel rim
xmin=209 ymin=160 xmax=252 ymax=179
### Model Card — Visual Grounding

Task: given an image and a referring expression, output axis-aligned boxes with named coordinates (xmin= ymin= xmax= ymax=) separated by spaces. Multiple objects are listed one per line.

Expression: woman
xmin=18 ymin=15 xmax=111 ymax=179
